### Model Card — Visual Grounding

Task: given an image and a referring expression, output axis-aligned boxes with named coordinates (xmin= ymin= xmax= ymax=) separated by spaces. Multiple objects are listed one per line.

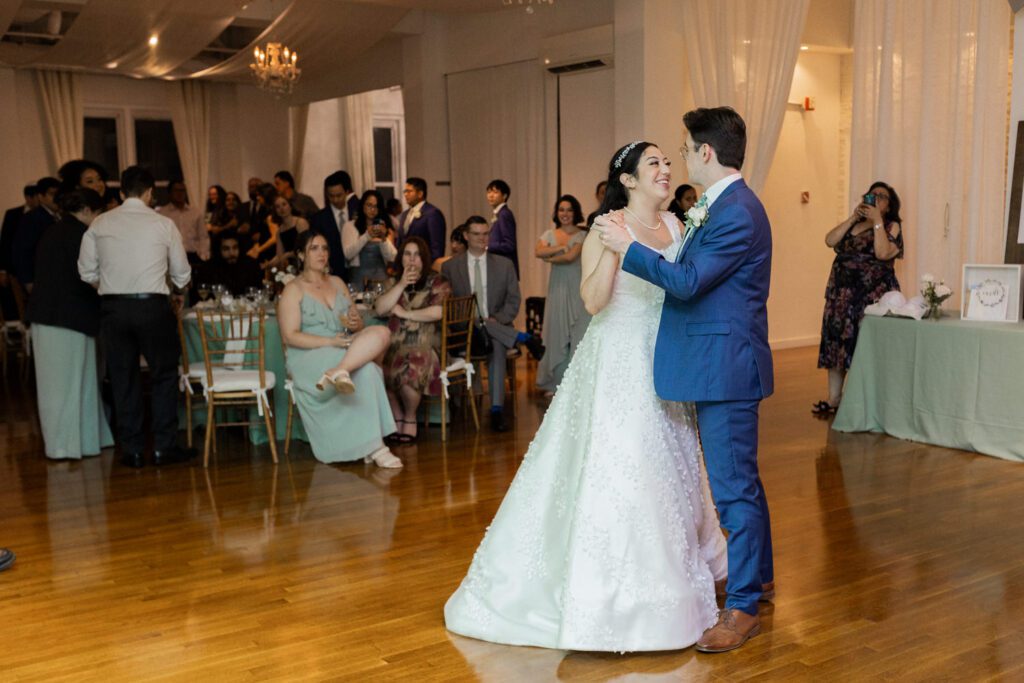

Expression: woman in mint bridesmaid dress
xmin=278 ymin=232 xmax=402 ymax=468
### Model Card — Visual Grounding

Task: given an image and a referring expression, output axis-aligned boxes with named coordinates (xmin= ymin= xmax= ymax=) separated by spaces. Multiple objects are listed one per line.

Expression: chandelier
xmin=250 ymin=42 xmax=300 ymax=96
xmin=502 ymin=0 xmax=554 ymax=13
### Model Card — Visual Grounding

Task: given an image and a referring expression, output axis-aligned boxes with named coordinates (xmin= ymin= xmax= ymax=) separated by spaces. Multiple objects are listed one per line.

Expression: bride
xmin=444 ymin=142 xmax=727 ymax=652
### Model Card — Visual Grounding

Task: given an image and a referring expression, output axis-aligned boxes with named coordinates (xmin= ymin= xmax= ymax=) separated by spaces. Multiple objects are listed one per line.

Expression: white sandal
xmin=316 ymin=369 xmax=356 ymax=394
xmin=365 ymin=446 xmax=403 ymax=469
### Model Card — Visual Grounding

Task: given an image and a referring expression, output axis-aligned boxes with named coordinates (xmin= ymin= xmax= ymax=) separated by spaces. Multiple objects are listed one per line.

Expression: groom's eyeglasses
xmin=680 ymin=142 xmax=704 ymax=157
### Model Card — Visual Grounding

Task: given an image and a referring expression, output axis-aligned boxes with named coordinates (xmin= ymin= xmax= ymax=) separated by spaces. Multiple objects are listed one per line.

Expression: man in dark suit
xmin=442 ymin=215 xmax=521 ymax=432
xmin=309 ymin=170 xmax=355 ymax=280
xmin=397 ymin=177 xmax=446 ymax=261
xmin=12 ymin=177 xmax=60 ymax=290
xmin=486 ymin=179 xmax=519 ymax=277
xmin=326 ymin=169 xmax=360 ymax=221
xmin=0 ymin=184 xmax=38 ymax=316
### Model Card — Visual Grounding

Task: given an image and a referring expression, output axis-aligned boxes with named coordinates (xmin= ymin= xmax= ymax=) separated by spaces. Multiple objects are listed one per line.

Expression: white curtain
xmin=289 ymin=103 xmax=310 ymax=189
xmin=683 ymin=0 xmax=809 ymax=192
xmin=339 ymin=92 xmax=376 ymax=197
xmin=850 ymin=0 xmax=1010 ymax=300
xmin=170 ymin=80 xmax=212 ymax=208
xmin=35 ymin=70 xmax=83 ymax=171
xmin=447 ymin=61 xmax=554 ymax=303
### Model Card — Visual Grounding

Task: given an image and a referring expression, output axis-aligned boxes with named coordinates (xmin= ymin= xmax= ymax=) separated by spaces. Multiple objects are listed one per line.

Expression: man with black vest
xmin=78 ymin=166 xmax=193 ymax=468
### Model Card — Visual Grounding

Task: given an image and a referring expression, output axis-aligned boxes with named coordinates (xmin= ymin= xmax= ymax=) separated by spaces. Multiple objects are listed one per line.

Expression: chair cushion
xmin=201 ymin=369 xmax=276 ymax=392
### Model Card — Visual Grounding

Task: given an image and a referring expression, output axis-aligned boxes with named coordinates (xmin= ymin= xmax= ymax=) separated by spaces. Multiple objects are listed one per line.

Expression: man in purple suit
xmin=397 ymin=177 xmax=447 ymax=261
xmin=486 ymin=179 xmax=518 ymax=277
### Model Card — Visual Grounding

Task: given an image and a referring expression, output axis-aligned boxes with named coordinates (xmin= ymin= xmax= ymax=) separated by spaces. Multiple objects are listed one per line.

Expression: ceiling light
xmin=250 ymin=42 xmax=301 ymax=97
xmin=800 ymin=45 xmax=809 ymax=51
xmin=148 ymin=34 xmax=159 ymax=47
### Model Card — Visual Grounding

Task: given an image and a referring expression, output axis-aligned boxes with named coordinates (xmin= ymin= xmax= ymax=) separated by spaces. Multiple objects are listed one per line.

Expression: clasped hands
xmin=592 ymin=211 xmax=634 ymax=254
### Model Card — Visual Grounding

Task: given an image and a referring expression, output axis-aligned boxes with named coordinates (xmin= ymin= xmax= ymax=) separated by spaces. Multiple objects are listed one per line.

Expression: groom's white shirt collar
xmin=702 ymin=173 xmax=743 ymax=209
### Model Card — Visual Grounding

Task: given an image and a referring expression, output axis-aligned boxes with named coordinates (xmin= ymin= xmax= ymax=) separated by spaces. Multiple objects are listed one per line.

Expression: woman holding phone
xmin=343 ymin=189 xmax=397 ymax=290
xmin=814 ymin=181 xmax=903 ymax=415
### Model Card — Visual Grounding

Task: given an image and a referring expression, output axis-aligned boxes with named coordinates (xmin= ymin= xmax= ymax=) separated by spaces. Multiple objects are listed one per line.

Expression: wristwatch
xmin=873 ymin=223 xmax=883 ymax=231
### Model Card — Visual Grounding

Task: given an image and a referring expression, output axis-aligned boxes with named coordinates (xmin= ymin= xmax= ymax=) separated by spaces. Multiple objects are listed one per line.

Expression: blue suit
xmin=622 ymin=178 xmax=774 ymax=615
xmin=346 ymin=194 xmax=361 ymax=222
xmin=309 ymin=207 xmax=348 ymax=281
xmin=397 ymin=202 xmax=447 ymax=261
xmin=489 ymin=204 xmax=519 ymax=277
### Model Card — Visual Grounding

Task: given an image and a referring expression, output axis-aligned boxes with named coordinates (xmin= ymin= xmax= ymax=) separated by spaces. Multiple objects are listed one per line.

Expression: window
xmin=134 ymin=119 xmax=182 ymax=184
xmin=83 ymin=117 xmax=120 ymax=178
xmin=82 ymin=109 xmax=182 ymax=203
xmin=373 ymin=115 xmax=405 ymax=204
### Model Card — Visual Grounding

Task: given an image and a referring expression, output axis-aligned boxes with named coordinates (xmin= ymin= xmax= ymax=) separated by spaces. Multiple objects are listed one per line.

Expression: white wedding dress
xmin=444 ymin=213 xmax=728 ymax=652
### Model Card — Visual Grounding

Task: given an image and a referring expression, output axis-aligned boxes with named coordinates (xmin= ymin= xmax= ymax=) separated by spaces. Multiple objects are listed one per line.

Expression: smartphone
xmin=862 ymin=193 xmax=876 ymax=206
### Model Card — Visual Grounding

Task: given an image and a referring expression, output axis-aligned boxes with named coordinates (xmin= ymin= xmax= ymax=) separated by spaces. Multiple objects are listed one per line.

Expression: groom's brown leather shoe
xmin=714 ymin=579 xmax=775 ymax=602
xmin=695 ymin=608 xmax=760 ymax=653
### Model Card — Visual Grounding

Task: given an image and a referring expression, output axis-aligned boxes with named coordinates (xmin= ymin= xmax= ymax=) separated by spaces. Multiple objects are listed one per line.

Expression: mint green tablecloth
xmin=832 ymin=314 xmax=1024 ymax=462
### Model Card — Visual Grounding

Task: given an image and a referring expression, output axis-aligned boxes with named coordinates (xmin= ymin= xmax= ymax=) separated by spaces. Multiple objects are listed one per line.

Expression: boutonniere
xmin=685 ymin=196 xmax=709 ymax=232
xmin=411 ymin=209 xmax=422 ymax=221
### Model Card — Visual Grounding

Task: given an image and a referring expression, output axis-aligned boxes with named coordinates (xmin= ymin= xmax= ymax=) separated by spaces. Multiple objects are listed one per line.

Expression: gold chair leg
xmin=284 ymin=398 xmax=293 ymax=457
xmin=203 ymin=398 xmax=215 ymax=467
xmin=185 ymin=390 xmax=193 ymax=448
xmin=441 ymin=393 xmax=448 ymax=442
xmin=467 ymin=381 xmax=480 ymax=432
xmin=263 ymin=395 xmax=279 ymax=464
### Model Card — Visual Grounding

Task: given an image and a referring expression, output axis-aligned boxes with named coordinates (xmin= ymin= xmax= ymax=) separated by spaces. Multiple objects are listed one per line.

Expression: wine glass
xmin=197 ymin=283 xmax=211 ymax=302
xmin=245 ymin=286 xmax=260 ymax=304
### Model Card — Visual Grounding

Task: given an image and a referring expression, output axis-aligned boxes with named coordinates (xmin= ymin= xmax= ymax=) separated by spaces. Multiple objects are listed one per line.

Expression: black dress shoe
xmin=0 ymin=548 xmax=15 ymax=572
xmin=153 ymin=446 xmax=195 ymax=466
xmin=120 ymin=452 xmax=145 ymax=468
xmin=490 ymin=410 xmax=509 ymax=433
xmin=523 ymin=334 xmax=546 ymax=361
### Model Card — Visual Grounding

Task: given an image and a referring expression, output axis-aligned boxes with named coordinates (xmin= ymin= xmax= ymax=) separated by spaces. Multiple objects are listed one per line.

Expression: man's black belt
xmin=101 ymin=293 xmax=167 ymax=300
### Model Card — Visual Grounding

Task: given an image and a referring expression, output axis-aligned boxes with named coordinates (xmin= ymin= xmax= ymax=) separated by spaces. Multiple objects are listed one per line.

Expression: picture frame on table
xmin=961 ymin=264 xmax=1022 ymax=323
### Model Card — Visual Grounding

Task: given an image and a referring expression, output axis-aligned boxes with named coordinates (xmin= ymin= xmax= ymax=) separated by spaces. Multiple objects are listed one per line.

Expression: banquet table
xmin=832 ymin=313 xmax=1024 ymax=462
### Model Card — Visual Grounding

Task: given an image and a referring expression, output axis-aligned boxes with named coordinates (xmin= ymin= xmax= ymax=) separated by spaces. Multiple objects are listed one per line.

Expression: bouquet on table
xmin=920 ymin=274 xmax=952 ymax=320
xmin=271 ymin=265 xmax=297 ymax=296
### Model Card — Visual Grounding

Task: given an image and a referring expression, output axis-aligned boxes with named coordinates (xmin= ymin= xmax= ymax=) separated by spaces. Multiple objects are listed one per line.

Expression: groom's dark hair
xmin=683 ymin=107 xmax=746 ymax=171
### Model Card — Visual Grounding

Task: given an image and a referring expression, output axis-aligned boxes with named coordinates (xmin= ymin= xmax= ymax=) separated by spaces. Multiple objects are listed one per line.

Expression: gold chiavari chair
xmin=0 ymin=275 xmax=31 ymax=380
xmin=176 ymin=311 xmax=207 ymax=448
xmin=196 ymin=308 xmax=278 ymax=467
xmin=426 ymin=295 xmax=480 ymax=442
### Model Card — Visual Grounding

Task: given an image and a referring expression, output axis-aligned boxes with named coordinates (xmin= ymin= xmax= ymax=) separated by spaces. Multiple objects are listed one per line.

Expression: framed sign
xmin=961 ymin=264 xmax=1022 ymax=323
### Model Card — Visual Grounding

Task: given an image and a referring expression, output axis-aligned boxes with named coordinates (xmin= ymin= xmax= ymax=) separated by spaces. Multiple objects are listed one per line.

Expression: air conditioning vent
xmin=547 ymin=59 xmax=608 ymax=74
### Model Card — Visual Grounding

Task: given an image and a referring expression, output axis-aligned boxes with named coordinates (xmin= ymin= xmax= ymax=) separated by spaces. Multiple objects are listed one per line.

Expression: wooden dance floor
xmin=1 ymin=347 xmax=1022 ymax=681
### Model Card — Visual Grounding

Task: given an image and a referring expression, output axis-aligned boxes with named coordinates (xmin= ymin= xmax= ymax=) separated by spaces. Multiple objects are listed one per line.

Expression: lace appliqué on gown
xmin=444 ymin=213 xmax=727 ymax=652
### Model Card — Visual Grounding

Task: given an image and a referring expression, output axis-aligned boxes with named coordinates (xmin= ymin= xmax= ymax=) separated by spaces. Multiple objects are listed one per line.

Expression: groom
xmin=595 ymin=106 xmax=774 ymax=653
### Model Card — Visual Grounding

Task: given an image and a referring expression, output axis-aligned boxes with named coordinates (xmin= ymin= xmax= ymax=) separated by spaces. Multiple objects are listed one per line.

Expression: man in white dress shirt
xmin=158 ymin=179 xmax=209 ymax=265
xmin=79 ymin=166 xmax=193 ymax=468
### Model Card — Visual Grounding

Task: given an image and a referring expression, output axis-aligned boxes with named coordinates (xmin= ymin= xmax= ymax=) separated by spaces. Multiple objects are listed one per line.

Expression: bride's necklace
xmin=623 ymin=207 xmax=662 ymax=231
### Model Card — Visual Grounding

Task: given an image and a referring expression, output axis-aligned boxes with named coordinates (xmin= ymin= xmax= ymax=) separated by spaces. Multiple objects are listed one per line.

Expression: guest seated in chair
xmin=278 ymin=231 xmax=401 ymax=468
xmin=815 ymin=181 xmax=904 ymax=416
xmin=441 ymin=216 xmax=525 ymax=432
xmin=374 ymin=237 xmax=452 ymax=442
xmin=197 ymin=234 xmax=263 ymax=297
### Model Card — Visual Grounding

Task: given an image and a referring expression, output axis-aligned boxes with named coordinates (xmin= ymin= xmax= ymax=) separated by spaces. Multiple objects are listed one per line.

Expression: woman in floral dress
xmin=816 ymin=181 xmax=904 ymax=414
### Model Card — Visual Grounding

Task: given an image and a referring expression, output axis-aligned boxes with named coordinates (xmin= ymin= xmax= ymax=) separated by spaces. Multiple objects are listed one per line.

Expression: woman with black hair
xmin=534 ymin=194 xmax=591 ymax=396
xmin=27 ymin=188 xmax=114 ymax=459
xmin=57 ymin=159 xmax=108 ymax=198
xmin=446 ymin=141 xmax=726 ymax=653
xmin=342 ymin=189 xmax=396 ymax=289
xmin=668 ymin=183 xmax=698 ymax=223
xmin=815 ymin=181 xmax=904 ymax=415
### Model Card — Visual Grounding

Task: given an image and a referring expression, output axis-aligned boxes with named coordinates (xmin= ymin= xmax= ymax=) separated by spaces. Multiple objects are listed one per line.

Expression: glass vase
xmin=927 ymin=303 xmax=942 ymax=321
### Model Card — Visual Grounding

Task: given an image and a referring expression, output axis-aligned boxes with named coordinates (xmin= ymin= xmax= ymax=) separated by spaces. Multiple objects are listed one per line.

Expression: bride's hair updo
xmin=592 ymin=140 xmax=657 ymax=222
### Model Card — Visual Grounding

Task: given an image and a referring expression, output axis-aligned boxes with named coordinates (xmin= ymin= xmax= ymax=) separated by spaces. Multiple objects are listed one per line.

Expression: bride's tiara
xmin=613 ymin=141 xmax=643 ymax=169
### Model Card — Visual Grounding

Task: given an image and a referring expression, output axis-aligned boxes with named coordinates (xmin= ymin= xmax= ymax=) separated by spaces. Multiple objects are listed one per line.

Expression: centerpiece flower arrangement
xmin=920 ymin=273 xmax=952 ymax=320
xmin=271 ymin=265 xmax=297 ymax=296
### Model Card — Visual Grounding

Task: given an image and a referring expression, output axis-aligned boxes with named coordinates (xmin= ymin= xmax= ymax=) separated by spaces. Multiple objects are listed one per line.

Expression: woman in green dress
xmin=278 ymin=231 xmax=401 ymax=468
xmin=534 ymin=194 xmax=592 ymax=397
xmin=26 ymin=188 xmax=114 ymax=459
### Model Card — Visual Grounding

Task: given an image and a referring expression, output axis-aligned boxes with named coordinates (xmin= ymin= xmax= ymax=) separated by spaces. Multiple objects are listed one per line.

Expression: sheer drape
xmin=850 ymin=0 xmax=1010 ymax=299
xmin=35 ymin=70 xmax=82 ymax=170
xmin=683 ymin=0 xmax=809 ymax=192
xmin=339 ymin=92 xmax=376 ymax=198
xmin=447 ymin=61 xmax=553 ymax=302
xmin=170 ymin=80 xmax=211 ymax=209
xmin=289 ymin=104 xmax=310 ymax=188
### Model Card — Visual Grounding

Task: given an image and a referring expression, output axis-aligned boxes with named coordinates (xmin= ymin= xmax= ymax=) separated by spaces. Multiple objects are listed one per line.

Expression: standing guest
xmin=27 ymin=188 xmax=113 ymax=459
xmin=815 ymin=182 xmax=904 ymax=415
xmin=205 ymin=185 xmax=230 ymax=230
xmin=374 ymin=237 xmax=451 ymax=442
xmin=486 ymin=179 xmax=519 ymax=277
xmin=310 ymin=171 xmax=355 ymax=280
xmin=242 ymin=177 xmax=267 ymax=237
xmin=442 ymin=215 xmax=522 ymax=432
xmin=102 ymin=188 xmax=122 ymax=211
xmin=57 ymin=159 xmax=108 ymax=198
xmin=0 ymin=184 xmax=39 ymax=318
xmin=534 ymin=194 xmax=592 ymax=397
xmin=158 ymin=179 xmax=209 ymax=265
xmin=223 ymin=191 xmax=251 ymax=248
xmin=11 ymin=176 xmax=60 ymax=289
xmin=319 ymin=169 xmax=360 ymax=221
xmin=197 ymin=234 xmax=264 ymax=296
xmin=344 ymin=189 xmax=397 ymax=289
xmin=397 ymin=177 xmax=446 ymax=261
xmin=433 ymin=225 xmax=467 ymax=273
xmin=585 ymin=180 xmax=608 ymax=228
xmin=78 ymin=166 xmax=193 ymax=468
xmin=668 ymin=183 xmax=698 ymax=224
xmin=385 ymin=198 xmax=403 ymax=230
xmin=266 ymin=194 xmax=309 ymax=269
xmin=247 ymin=184 xmax=280 ymax=263
xmin=273 ymin=170 xmax=319 ymax=218
xmin=278 ymin=231 xmax=401 ymax=468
